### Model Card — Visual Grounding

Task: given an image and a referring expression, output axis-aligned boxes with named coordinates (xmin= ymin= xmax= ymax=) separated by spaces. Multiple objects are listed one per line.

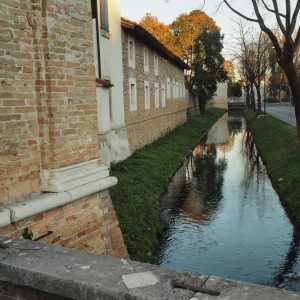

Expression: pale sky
xmin=120 ymin=0 xmax=254 ymax=58
xmin=120 ymin=0 xmax=297 ymax=59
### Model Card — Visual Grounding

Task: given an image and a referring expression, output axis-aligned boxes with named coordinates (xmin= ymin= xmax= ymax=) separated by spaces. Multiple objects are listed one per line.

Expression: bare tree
xmin=223 ymin=0 xmax=300 ymax=140
xmin=231 ymin=20 xmax=271 ymax=114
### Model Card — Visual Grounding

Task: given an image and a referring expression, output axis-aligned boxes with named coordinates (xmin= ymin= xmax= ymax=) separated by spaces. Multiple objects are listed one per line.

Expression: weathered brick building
xmin=121 ymin=18 xmax=199 ymax=152
xmin=0 ymin=0 xmax=128 ymax=259
xmin=0 ymin=0 xmax=198 ymax=260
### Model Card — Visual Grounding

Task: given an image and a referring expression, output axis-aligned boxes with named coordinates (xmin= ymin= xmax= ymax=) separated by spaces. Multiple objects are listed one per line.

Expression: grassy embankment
xmin=110 ymin=108 xmax=225 ymax=262
xmin=244 ymin=109 xmax=300 ymax=228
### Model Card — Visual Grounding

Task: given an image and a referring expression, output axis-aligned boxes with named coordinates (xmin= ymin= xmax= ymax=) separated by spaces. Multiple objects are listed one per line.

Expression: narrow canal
xmin=155 ymin=113 xmax=300 ymax=291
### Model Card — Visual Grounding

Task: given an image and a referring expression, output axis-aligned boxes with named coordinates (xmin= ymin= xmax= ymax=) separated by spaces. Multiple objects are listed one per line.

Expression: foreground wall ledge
xmin=40 ymin=159 xmax=110 ymax=193
xmin=0 ymin=236 xmax=299 ymax=300
xmin=0 ymin=167 xmax=117 ymax=227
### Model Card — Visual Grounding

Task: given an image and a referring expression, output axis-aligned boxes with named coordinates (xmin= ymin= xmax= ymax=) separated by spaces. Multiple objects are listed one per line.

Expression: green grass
xmin=244 ymin=108 xmax=300 ymax=227
xmin=110 ymin=108 xmax=225 ymax=262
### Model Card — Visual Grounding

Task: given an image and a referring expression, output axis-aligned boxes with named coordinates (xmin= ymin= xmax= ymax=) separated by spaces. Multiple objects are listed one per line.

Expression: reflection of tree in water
xmin=155 ymin=161 xmax=193 ymax=264
xmin=241 ymin=128 xmax=267 ymax=199
xmin=242 ymin=127 xmax=300 ymax=291
xmin=272 ymin=232 xmax=300 ymax=291
xmin=227 ymin=117 xmax=243 ymax=134
xmin=155 ymin=145 xmax=227 ymax=265
xmin=184 ymin=143 xmax=227 ymax=224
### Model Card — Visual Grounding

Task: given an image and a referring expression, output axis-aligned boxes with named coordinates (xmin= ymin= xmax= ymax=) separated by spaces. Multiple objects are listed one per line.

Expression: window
xmin=144 ymin=47 xmax=149 ymax=73
xmin=179 ymin=82 xmax=182 ymax=98
xmin=172 ymin=79 xmax=176 ymax=98
xmin=161 ymin=84 xmax=166 ymax=108
xmin=144 ymin=81 xmax=150 ymax=109
xmin=91 ymin=0 xmax=101 ymax=77
xmin=100 ymin=0 xmax=109 ymax=32
xmin=154 ymin=83 xmax=159 ymax=108
xmin=166 ymin=77 xmax=171 ymax=99
xmin=128 ymin=37 xmax=135 ymax=68
xmin=129 ymin=78 xmax=137 ymax=111
xmin=154 ymin=54 xmax=158 ymax=75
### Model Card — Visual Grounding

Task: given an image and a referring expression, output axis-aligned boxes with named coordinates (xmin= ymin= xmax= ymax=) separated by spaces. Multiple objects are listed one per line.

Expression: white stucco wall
xmin=100 ymin=0 xmax=125 ymax=127
xmin=94 ymin=0 xmax=131 ymax=165
xmin=209 ymin=82 xmax=228 ymax=109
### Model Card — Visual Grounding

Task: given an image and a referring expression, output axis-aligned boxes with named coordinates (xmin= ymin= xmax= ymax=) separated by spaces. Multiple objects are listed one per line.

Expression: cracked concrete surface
xmin=1 ymin=236 xmax=300 ymax=299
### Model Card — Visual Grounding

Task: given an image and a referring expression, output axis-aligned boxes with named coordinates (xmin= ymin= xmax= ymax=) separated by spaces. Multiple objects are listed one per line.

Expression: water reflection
xmin=155 ymin=113 xmax=300 ymax=291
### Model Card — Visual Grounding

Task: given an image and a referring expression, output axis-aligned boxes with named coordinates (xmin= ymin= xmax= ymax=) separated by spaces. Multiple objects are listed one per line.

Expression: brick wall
xmin=0 ymin=0 xmax=128 ymax=260
xmin=122 ymin=30 xmax=199 ymax=152
xmin=0 ymin=0 xmax=99 ymax=204
xmin=0 ymin=190 xmax=128 ymax=259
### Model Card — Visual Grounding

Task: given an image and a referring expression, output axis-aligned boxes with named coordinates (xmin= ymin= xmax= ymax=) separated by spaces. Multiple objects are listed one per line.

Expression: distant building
xmin=121 ymin=18 xmax=199 ymax=152
xmin=209 ymin=82 xmax=228 ymax=109
xmin=92 ymin=1 xmax=131 ymax=165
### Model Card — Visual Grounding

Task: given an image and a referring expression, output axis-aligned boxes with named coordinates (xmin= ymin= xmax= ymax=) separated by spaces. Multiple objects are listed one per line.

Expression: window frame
xmin=144 ymin=81 xmax=150 ymax=109
xmin=154 ymin=53 xmax=159 ymax=76
xmin=144 ymin=47 xmax=149 ymax=73
xmin=166 ymin=77 xmax=171 ymax=99
xmin=129 ymin=77 xmax=137 ymax=111
xmin=161 ymin=84 xmax=166 ymax=108
xmin=154 ymin=82 xmax=159 ymax=108
xmin=100 ymin=0 xmax=109 ymax=33
xmin=128 ymin=37 xmax=136 ymax=68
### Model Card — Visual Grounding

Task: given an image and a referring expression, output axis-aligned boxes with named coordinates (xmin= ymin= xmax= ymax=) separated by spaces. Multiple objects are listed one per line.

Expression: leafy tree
xmin=139 ymin=13 xmax=175 ymax=51
xmin=223 ymin=0 xmax=300 ymax=139
xmin=224 ymin=59 xmax=240 ymax=97
xmin=139 ymin=10 xmax=227 ymax=112
xmin=192 ymin=27 xmax=228 ymax=112
xmin=224 ymin=60 xmax=235 ymax=81
xmin=230 ymin=81 xmax=243 ymax=97
xmin=170 ymin=10 xmax=220 ymax=64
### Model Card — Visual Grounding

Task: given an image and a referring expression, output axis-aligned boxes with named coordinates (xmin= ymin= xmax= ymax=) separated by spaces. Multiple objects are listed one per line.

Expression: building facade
xmin=0 ymin=0 xmax=128 ymax=259
xmin=121 ymin=18 xmax=199 ymax=152
xmin=92 ymin=1 xmax=131 ymax=165
xmin=209 ymin=82 xmax=228 ymax=109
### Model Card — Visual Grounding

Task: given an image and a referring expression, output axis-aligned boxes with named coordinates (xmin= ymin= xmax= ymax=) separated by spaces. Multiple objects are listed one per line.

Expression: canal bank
xmin=110 ymin=108 xmax=225 ymax=262
xmin=244 ymin=109 xmax=300 ymax=228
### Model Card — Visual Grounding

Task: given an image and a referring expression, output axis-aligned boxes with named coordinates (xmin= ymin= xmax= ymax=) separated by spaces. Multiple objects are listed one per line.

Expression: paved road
xmin=265 ymin=103 xmax=296 ymax=127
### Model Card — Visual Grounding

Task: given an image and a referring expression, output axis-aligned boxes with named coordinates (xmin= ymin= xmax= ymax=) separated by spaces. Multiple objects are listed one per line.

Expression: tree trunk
xmin=250 ymin=84 xmax=256 ymax=112
xmin=254 ymin=82 xmax=262 ymax=115
xmin=288 ymin=78 xmax=300 ymax=140
xmin=245 ymin=86 xmax=250 ymax=108
xmin=281 ymin=60 xmax=300 ymax=140
xmin=198 ymin=93 xmax=206 ymax=114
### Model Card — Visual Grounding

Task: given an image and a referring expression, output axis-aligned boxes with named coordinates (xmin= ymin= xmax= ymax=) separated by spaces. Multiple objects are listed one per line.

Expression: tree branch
xmin=295 ymin=25 xmax=300 ymax=50
xmin=290 ymin=0 xmax=300 ymax=35
xmin=271 ymin=0 xmax=287 ymax=35
xmin=260 ymin=0 xmax=286 ymax=18
xmin=286 ymin=0 xmax=291 ymax=32
xmin=223 ymin=0 xmax=258 ymax=23
xmin=250 ymin=0 xmax=283 ymax=59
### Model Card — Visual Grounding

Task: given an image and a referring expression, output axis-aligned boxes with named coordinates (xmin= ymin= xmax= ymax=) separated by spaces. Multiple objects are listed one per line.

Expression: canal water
xmin=155 ymin=113 xmax=300 ymax=291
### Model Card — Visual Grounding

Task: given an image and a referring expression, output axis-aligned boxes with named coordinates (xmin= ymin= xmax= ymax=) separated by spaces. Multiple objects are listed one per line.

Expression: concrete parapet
xmin=0 ymin=236 xmax=299 ymax=300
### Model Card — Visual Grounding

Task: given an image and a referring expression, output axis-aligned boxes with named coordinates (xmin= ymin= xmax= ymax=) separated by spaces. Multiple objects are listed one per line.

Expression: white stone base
xmin=40 ymin=159 xmax=109 ymax=192
xmin=0 ymin=159 xmax=118 ymax=227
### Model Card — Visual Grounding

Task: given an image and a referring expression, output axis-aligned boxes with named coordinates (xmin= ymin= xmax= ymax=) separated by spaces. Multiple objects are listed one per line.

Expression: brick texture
xmin=0 ymin=0 xmax=129 ymax=260
xmin=0 ymin=191 xmax=129 ymax=259
xmin=0 ymin=0 xmax=99 ymax=204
